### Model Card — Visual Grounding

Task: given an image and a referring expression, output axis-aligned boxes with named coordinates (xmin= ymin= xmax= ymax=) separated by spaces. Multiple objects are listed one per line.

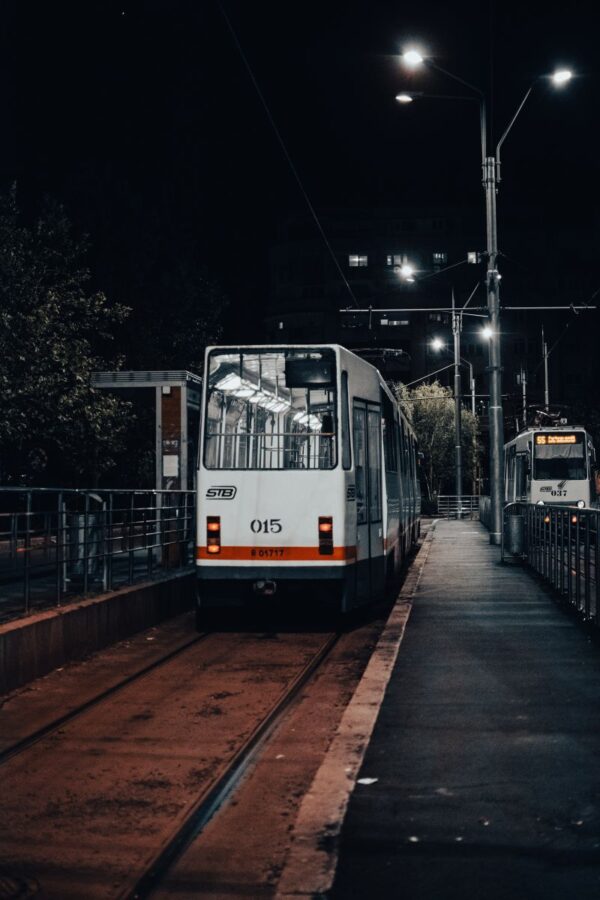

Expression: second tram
xmin=504 ymin=425 xmax=596 ymax=507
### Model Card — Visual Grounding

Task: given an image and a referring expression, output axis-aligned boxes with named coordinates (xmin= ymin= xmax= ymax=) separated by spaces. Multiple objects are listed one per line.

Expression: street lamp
xmin=402 ymin=49 xmax=424 ymax=67
xmin=397 ymin=51 xmax=573 ymax=544
xmin=551 ymin=69 xmax=573 ymax=86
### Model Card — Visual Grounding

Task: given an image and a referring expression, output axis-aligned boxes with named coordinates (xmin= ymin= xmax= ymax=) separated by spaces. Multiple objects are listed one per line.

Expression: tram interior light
xmin=215 ymin=372 xmax=291 ymax=414
xmin=293 ymin=411 xmax=323 ymax=431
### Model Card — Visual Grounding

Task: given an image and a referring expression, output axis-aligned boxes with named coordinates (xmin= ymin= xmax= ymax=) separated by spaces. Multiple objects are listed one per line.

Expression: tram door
xmin=353 ymin=401 xmax=384 ymax=600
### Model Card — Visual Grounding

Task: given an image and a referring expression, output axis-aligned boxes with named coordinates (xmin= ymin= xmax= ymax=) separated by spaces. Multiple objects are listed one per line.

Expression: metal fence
xmin=502 ymin=502 xmax=599 ymax=628
xmin=479 ymin=495 xmax=491 ymax=529
xmin=0 ymin=489 xmax=196 ymax=622
xmin=437 ymin=495 xmax=481 ymax=519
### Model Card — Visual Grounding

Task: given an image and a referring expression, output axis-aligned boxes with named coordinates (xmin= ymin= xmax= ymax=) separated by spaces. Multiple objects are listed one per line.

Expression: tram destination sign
xmin=535 ymin=434 xmax=578 ymax=445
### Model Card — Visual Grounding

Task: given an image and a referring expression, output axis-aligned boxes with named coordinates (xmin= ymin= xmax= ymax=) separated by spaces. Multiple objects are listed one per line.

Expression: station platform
xmin=331 ymin=518 xmax=600 ymax=899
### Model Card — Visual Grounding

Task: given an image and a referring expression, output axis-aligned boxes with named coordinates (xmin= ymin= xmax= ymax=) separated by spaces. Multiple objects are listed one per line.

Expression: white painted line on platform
xmin=276 ymin=527 xmax=435 ymax=899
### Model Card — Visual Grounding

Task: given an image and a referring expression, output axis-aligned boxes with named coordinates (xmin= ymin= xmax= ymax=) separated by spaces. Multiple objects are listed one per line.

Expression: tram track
xmin=1 ymin=627 xmax=342 ymax=899
xmin=127 ymin=631 xmax=339 ymax=900
xmin=0 ymin=631 xmax=209 ymax=765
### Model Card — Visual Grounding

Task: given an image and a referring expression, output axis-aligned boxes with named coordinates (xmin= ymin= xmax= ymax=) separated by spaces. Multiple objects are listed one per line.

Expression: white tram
xmin=195 ymin=345 xmax=420 ymax=619
xmin=504 ymin=426 xmax=597 ymax=508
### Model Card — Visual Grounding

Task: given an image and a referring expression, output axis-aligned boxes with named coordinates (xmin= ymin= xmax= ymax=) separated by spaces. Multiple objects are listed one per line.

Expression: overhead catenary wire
xmin=531 ymin=287 xmax=598 ymax=374
xmin=217 ymin=1 xmax=360 ymax=309
xmin=354 ymin=259 xmax=472 ymax=308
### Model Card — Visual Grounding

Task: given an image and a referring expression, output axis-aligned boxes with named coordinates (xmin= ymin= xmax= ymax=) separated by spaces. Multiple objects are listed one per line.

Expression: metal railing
xmin=501 ymin=502 xmax=599 ymax=629
xmin=437 ymin=495 xmax=481 ymax=519
xmin=0 ymin=489 xmax=195 ymax=622
xmin=479 ymin=495 xmax=491 ymax=529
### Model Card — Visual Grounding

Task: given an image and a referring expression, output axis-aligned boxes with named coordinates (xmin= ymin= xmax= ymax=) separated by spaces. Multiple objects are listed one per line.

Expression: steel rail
xmin=127 ymin=631 xmax=340 ymax=900
xmin=0 ymin=632 xmax=210 ymax=765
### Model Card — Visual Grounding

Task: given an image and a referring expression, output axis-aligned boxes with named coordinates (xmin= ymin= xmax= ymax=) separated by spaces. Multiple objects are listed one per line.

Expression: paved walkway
xmin=331 ymin=519 xmax=600 ymax=899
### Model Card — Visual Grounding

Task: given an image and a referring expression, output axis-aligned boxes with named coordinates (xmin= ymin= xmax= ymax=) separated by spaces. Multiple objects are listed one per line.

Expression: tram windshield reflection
xmin=204 ymin=349 xmax=337 ymax=470
xmin=533 ymin=432 xmax=587 ymax=481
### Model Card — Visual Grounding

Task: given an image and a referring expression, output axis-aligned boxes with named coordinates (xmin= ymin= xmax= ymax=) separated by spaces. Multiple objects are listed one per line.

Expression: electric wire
xmin=217 ymin=2 xmax=359 ymax=308
xmin=532 ymin=288 xmax=598 ymax=374
xmin=354 ymin=258 xmax=471 ymax=308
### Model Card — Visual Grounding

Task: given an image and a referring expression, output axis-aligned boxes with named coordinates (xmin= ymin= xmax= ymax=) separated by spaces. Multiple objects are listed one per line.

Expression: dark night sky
xmin=4 ymin=0 xmax=600 ymax=338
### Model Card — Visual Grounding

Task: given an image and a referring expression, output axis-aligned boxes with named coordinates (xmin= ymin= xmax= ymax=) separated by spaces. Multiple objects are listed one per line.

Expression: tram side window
xmin=399 ymin=420 xmax=407 ymax=474
xmin=381 ymin=391 xmax=397 ymax=472
xmin=353 ymin=405 xmax=368 ymax=524
xmin=516 ymin=453 xmax=528 ymax=499
xmin=367 ymin=408 xmax=382 ymax=522
xmin=341 ymin=372 xmax=351 ymax=469
xmin=506 ymin=445 xmax=516 ymax=500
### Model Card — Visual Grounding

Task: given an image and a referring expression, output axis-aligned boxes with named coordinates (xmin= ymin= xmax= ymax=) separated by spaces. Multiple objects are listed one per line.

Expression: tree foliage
xmin=394 ymin=380 xmax=480 ymax=500
xmin=0 ymin=189 xmax=130 ymax=484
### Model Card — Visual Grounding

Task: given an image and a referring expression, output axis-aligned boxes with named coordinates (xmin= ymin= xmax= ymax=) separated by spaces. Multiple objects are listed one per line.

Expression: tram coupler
xmin=253 ymin=579 xmax=277 ymax=597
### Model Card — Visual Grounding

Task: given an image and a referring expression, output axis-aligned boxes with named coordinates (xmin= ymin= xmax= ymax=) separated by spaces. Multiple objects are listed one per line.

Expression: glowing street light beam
xmin=551 ymin=69 xmax=573 ymax=86
xmin=402 ymin=49 xmax=424 ymax=67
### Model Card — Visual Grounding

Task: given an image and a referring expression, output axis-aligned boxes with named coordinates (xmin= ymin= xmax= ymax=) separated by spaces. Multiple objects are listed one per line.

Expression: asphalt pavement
xmin=331 ymin=518 xmax=600 ymax=900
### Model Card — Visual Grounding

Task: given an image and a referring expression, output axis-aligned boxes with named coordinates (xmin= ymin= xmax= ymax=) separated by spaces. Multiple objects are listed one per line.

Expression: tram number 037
xmin=250 ymin=518 xmax=283 ymax=534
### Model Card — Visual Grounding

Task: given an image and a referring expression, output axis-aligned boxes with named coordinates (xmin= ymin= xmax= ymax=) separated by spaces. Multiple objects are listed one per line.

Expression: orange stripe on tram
xmin=196 ymin=545 xmax=356 ymax=562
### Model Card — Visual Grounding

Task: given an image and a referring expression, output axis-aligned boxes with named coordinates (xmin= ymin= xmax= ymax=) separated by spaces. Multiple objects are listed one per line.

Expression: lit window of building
xmin=433 ymin=251 xmax=447 ymax=268
xmin=349 ymin=254 xmax=368 ymax=267
xmin=387 ymin=254 xmax=406 ymax=267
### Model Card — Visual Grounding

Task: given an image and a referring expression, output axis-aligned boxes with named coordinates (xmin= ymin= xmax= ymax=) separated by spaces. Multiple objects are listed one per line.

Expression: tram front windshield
xmin=533 ymin=433 xmax=586 ymax=481
xmin=204 ymin=349 xmax=337 ymax=470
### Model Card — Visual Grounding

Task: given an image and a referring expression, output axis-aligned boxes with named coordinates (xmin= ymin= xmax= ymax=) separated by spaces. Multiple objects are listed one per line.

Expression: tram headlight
xmin=576 ymin=500 xmax=585 ymax=508
xmin=536 ymin=500 xmax=545 ymax=506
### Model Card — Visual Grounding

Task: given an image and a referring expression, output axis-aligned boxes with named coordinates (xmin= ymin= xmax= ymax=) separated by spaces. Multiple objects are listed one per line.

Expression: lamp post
xmin=399 ymin=49 xmax=573 ymax=543
xmin=542 ymin=326 xmax=550 ymax=411
xmin=431 ymin=298 xmax=477 ymax=514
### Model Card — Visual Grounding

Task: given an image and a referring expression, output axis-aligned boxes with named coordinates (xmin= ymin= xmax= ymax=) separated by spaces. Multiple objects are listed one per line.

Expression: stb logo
xmin=206 ymin=485 xmax=237 ymax=500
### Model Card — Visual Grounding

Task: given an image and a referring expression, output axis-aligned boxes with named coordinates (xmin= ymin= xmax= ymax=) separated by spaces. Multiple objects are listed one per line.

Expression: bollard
xmin=505 ymin=513 xmax=525 ymax=557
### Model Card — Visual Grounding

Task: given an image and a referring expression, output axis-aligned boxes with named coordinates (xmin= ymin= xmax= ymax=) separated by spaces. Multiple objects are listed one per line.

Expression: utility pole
xmin=452 ymin=291 xmax=463 ymax=514
xmin=542 ymin=326 xmax=550 ymax=411
xmin=521 ymin=367 xmax=527 ymax=428
xmin=483 ymin=156 xmax=504 ymax=545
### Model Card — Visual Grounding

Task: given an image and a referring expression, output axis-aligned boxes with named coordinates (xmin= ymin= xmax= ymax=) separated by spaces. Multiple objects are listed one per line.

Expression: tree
xmin=0 ymin=189 xmax=130 ymax=485
xmin=394 ymin=380 xmax=480 ymax=501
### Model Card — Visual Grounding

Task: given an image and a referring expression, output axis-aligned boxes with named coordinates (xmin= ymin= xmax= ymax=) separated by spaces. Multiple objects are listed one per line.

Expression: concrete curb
xmin=0 ymin=570 xmax=195 ymax=694
xmin=276 ymin=527 xmax=435 ymax=898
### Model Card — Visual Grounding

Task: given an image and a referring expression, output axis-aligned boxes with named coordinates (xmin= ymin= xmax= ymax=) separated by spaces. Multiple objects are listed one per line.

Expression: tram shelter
xmin=91 ymin=370 xmax=202 ymax=490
